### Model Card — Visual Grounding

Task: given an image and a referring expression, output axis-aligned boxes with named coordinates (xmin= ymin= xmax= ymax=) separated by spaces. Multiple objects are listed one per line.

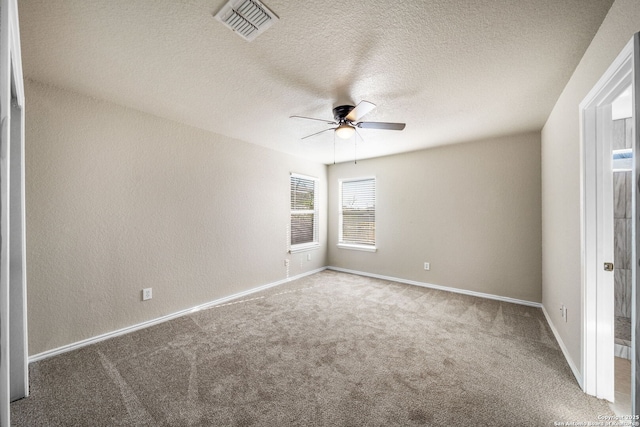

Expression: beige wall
xmin=541 ymin=0 xmax=640 ymax=376
xmin=327 ymin=132 xmax=542 ymax=303
xmin=25 ymin=80 xmax=327 ymax=355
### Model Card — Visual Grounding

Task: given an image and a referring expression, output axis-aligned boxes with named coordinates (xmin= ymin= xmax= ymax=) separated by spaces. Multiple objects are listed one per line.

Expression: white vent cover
xmin=214 ymin=0 xmax=279 ymax=42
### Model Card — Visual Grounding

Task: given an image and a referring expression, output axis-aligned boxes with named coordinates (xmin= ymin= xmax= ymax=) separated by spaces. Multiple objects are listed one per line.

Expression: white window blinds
xmin=339 ymin=178 xmax=376 ymax=247
xmin=290 ymin=173 xmax=319 ymax=248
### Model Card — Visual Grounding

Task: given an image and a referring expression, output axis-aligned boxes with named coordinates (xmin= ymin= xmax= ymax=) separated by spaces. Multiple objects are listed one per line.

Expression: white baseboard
xmin=541 ymin=305 xmax=583 ymax=388
xmin=615 ymin=343 xmax=632 ymax=360
xmin=29 ymin=267 xmax=327 ymax=363
xmin=327 ymin=266 xmax=542 ymax=308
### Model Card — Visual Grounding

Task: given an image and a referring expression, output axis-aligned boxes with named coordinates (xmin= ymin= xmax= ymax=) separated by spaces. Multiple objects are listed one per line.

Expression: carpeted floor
xmin=12 ymin=270 xmax=613 ymax=426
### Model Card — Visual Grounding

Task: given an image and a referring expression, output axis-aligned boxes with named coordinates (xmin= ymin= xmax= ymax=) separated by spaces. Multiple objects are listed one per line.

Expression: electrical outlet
xmin=424 ymin=262 xmax=430 ymax=271
xmin=142 ymin=288 xmax=152 ymax=301
xmin=307 ymin=253 xmax=311 ymax=261
xmin=284 ymin=259 xmax=290 ymax=267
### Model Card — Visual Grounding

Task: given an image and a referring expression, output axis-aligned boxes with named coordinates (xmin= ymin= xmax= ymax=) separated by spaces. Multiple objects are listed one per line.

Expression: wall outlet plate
xmin=424 ymin=262 xmax=430 ymax=270
xmin=142 ymin=288 xmax=152 ymax=301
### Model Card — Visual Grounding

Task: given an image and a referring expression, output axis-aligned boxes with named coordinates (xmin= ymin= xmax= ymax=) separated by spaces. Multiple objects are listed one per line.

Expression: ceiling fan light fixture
xmin=293 ymin=100 xmax=405 ymax=141
xmin=335 ymin=124 xmax=355 ymax=139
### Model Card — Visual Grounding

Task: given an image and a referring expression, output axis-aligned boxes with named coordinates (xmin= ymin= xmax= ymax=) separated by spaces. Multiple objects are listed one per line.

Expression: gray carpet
xmin=12 ymin=270 xmax=613 ymax=426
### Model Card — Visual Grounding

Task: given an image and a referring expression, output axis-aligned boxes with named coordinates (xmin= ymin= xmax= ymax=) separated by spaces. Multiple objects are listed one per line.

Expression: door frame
xmin=0 ymin=0 xmax=26 ymax=425
xmin=580 ymin=34 xmax=637 ymax=409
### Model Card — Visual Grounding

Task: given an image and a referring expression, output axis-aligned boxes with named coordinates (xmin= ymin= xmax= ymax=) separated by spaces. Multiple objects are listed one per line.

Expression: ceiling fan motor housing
xmin=333 ymin=105 xmax=355 ymax=122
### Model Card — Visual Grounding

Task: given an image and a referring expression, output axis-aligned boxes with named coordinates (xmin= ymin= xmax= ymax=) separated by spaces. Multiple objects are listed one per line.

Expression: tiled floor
xmin=610 ymin=357 xmax=632 ymax=416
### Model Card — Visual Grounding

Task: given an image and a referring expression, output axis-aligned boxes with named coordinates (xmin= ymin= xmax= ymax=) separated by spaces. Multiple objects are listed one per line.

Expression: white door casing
xmin=580 ymin=33 xmax=638 ymax=411
xmin=633 ymin=32 xmax=640 ymax=419
xmin=0 ymin=0 xmax=26 ymax=425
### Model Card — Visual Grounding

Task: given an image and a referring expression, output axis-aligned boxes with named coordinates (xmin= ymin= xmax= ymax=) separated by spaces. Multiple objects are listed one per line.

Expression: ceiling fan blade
xmin=290 ymin=115 xmax=337 ymax=125
xmin=355 ymin=128 xmax=366 ymax=143
xmin=345 ymin=101 xmax=376 ymax=122
xmin=357 ymin=121 xmax=406 ymax=131
xmin=301 ymin=127 xmax=336 ymax=140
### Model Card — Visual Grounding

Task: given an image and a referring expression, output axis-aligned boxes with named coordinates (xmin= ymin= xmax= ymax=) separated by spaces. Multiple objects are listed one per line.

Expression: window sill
xmin=337 ymin=243 xmax=377 ymax=253
xmin=289 ymin=243 xmax=320 ymax=254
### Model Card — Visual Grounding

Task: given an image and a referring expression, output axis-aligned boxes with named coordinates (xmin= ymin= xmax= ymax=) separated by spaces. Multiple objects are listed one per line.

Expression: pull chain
xmin=333 ymin=130 xmax=336 ymax=165
xmin=354 ymin=129 xmax=358 ymax=164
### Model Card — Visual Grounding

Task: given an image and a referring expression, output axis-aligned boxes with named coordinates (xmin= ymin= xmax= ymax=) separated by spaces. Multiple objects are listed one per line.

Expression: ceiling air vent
xmin=214 ymin=0 xmax=279 ymax=42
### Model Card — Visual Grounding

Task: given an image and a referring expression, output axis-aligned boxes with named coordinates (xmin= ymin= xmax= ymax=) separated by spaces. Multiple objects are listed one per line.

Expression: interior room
xmin=3 ymin=0 xmax=640 ymax=425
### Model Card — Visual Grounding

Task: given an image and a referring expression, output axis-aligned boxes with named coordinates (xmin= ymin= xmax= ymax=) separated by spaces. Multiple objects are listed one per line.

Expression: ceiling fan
xmin=291 ymin=101 xmax=406 ymax=140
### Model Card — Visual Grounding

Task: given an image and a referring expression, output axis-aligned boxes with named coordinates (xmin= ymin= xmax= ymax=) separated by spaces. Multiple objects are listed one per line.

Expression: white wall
xmin=541 ymin=0 xmax=640 ymax=375
xmin=25 ymin=79 xmax=327 ymax=355
xmin=328 ymin=132 xmax=542 ymax=302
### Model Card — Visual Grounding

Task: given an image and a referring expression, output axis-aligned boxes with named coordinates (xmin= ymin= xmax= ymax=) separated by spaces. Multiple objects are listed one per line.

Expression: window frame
xmin=338 ymin=176 xmax=377 ymax=252
xmin=289 ymin=173 xmax=320 ymax=253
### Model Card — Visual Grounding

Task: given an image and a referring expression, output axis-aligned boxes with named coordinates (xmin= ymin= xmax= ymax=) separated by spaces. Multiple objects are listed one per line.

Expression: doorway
xmin=580 ymin=33 xmax=638 ymax=415
xmin=611 ymin=86 xmax=633 ymax=415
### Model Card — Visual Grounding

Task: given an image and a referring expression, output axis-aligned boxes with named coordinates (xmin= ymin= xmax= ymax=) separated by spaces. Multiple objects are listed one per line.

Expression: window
xmin=339 ymin=177 xmax=376 ymax=252
xmin=290 ymin=173 xmax=319 ymax=251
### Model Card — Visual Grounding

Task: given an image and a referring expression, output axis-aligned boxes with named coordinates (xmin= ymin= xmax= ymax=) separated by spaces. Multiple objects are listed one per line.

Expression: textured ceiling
xmin=18 ymin=0 xmax=614 ymax=164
